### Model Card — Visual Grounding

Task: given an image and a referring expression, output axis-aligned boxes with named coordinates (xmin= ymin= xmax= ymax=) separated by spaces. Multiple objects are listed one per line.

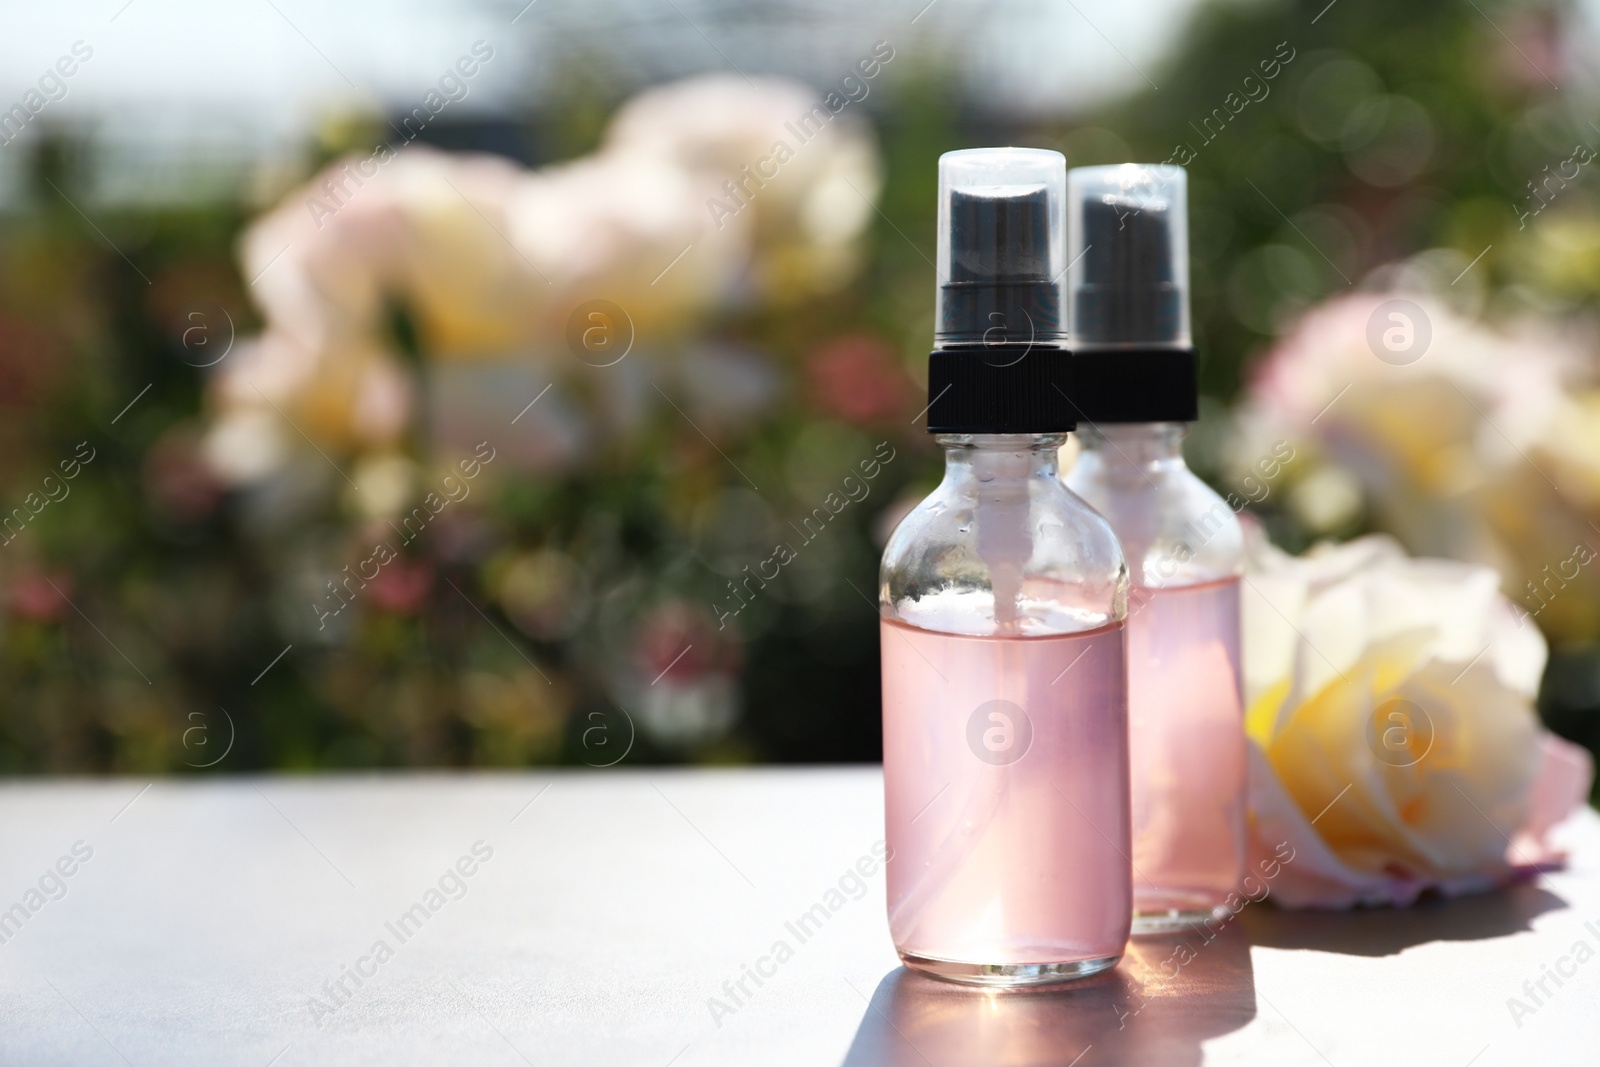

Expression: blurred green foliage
xmin=1 ymin=0 xmax=1595 ymax=774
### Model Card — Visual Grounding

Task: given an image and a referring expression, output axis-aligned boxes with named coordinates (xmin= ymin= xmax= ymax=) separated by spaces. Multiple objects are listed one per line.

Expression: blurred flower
xmin=806 ymin=333 xmax=911 ymax=423
xmin=624 ymin=600 xmax=741 ymax=748
xmin=1285 ymin=464 xmax=1362 ymax=534
xmin=1242 ymin=530 xmax=1593 ymax=908
xmin=366 ymin=556 xmax=432 ymax=615
xmin=632 ymin=599 xmax=738 ymax=685
xmin=349 ymin=452 xmax=417 ymax=519
xmin=211 ymin=332 xmax=414 ymax=456
xmin=1231 ymin=285 xmax=1600 ymax=641
xmin=8 ymin=571 xmax=70 ymax=624
xmin=603 ymin=74 xmax=881 ymax=299
xmin=202 ymin=405 xmax=289 ymax=484
xmin=461 ymin=667 xmax=568 ymax=765
xmin=1492 ymin=9 xmax=1567 ymax=93
xmin=205 ymin=75 xmax=881 ymax=486
xmin=496 ymin=549 xmax=586 ymax=641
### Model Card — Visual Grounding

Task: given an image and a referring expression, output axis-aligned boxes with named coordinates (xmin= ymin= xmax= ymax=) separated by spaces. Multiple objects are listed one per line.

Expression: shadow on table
xmin=1240 ymin=880 xmax=1568 ymax=957
xmin=840 ymin=925 xmax=1255 ymax=1067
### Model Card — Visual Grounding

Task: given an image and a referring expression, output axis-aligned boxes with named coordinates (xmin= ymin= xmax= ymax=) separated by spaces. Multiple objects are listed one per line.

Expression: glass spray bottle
xmin=879 ymin=148 xmax=1132 ymax=986
xmin=1062 ymin=164 xmax=1247 ymax=933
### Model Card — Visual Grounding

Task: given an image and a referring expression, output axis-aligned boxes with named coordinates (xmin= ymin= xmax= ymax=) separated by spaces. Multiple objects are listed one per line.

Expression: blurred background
xmin=3 ymin=0 xmax=1600 ymax=779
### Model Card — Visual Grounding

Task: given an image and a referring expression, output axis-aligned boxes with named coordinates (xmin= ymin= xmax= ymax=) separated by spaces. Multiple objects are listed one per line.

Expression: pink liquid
xmin=1125 ymin=576 xmax=1246 ymax=917
xmin=881 ymin=617 xmax=1131 ymax=968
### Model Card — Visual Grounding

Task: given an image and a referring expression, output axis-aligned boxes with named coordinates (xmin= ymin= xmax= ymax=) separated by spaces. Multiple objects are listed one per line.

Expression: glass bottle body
xmin=880 ymin=434 xmax=1131 ymax=986
xmin=1064 ymin=423 xmax=1246 ymax=933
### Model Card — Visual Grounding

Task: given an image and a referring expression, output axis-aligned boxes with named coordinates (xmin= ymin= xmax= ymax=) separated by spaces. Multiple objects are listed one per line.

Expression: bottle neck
xmin=936 ymin=433 xmax=1066 ymax=481
xmin=933 ymin=433 xmax=1066 ymax=633
xmin=1076 ymin=422 xmax=1188 ymax=474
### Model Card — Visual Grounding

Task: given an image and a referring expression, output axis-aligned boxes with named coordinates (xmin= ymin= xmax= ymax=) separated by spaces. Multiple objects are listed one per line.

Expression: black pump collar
xmin=1069 ymin=347 xmax=1197 ymax=424
xmin=925 ymin=344 xmax=1075 ymax=434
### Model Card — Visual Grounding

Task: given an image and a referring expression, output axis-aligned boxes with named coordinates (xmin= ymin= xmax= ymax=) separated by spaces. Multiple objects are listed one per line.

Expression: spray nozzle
xmin=1067 ymin=164 xmax=1191 ymax=349
xmin=936 ymin=149 xmax=1066 ymax=347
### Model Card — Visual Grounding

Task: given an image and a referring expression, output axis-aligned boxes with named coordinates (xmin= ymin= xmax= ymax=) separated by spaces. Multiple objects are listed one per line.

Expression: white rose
xmin=209 ymin=76 xmax=881 ymax=485
xmin=1242 ymin=529 xmax=1593 ymax=908
xmin=1229 ymin=288 xmax=1600 ymax=644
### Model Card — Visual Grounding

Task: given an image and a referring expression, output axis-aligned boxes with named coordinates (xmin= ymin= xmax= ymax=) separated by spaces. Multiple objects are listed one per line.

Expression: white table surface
xmin=0 ymin=768 xmax=1596 ymax=1066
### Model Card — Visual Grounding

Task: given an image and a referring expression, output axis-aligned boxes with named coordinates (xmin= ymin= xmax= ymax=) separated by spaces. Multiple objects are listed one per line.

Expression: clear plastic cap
xmin=935 ymin=148 xmax=1067 ymax=347
xmin=1066 ymin=163 xmax=1191 ymax=349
